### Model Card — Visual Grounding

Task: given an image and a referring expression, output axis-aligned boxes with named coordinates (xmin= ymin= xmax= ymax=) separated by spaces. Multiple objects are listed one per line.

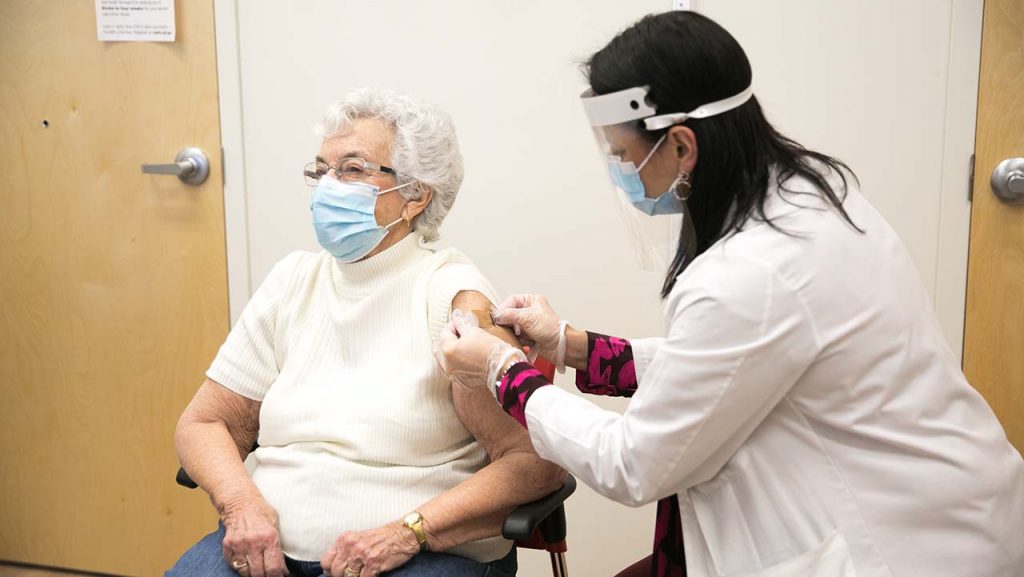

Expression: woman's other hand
xmin=491 ymin=294 xmax=563 ymax=360
xmin=321 ymin=522 xmax=420 ymax=577
xmin=435 ymin=309 xmax=526 ymax=390
xmin=220 ymin=496 xmax=287 ymax=577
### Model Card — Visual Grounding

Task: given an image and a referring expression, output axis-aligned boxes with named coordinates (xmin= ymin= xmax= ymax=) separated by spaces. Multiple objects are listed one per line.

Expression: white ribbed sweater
xmin=206 ymin=233 xmax=510 ymax=562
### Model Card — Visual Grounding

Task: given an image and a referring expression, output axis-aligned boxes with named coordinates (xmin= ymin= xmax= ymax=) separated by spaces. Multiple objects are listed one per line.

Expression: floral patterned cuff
xmin=574 ymin=331 xmax=637 ymax=397
xmin=497 ymin=362 xmax=552 ymax=429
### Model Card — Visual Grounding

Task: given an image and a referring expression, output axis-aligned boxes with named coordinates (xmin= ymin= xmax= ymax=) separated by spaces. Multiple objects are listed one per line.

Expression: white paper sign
xmin=96 ymin=0 xmax=176 ymax=42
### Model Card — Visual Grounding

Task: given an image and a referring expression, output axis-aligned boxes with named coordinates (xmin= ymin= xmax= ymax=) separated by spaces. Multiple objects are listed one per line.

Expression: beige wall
xmin=215 ymin=0 xmax=982 ymax=574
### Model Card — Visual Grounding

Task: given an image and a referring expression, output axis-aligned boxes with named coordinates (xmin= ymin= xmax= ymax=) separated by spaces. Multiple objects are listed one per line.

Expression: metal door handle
xmin=991 ymin=157 xmax=1024 ymax=205
xmin=141 ymin=147 xmax=210 ymax=185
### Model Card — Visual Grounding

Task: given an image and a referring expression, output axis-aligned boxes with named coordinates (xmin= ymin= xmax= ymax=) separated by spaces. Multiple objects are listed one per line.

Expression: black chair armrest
xmin=176 ymin=466 xmax=198 ymax=489
xmin=502 ymin=474 xmax=576 ymax=541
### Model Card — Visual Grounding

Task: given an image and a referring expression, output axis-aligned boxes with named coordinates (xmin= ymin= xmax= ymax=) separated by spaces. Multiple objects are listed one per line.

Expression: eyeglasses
xmin=303 ymin=157 xmax=397 ymax=186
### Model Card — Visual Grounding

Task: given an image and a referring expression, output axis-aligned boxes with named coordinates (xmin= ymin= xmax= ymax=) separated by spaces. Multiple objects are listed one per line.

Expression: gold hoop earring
xmin=673 ymin=170 xmax=692 ymax=201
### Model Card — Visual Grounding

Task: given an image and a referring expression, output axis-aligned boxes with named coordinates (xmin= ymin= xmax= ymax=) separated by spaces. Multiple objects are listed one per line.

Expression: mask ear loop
xmin=379 ymin=180 xmax=418 ymax=231
xmin=377 ymin=180 xmax=415 ymax=196
xmin=636 ymin=134 xmax=667 ymax=172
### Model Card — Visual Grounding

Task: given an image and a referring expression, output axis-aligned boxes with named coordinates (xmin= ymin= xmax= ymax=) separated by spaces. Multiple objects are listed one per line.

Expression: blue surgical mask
xmin=607 ymin=134 xmax=685 ymax=216
xmin=310 ymin=176 xmax=412 ymax=263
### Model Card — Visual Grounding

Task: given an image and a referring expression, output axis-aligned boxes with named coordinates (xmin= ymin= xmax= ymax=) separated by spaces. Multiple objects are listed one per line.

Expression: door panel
xmin=0 ymin=1 xmax=223 ymax=574
xmin=963 ymin=0 xmax=1024 ymax=451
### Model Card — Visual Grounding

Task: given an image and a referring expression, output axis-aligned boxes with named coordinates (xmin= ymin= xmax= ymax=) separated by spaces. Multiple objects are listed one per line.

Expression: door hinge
xmin=966 ymin=152 xmax=974 ymax=201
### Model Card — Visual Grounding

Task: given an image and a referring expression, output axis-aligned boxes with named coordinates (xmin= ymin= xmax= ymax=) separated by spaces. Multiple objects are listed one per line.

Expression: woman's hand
xmin=491 ymin=294 xmax=563 ymax=360
xmin=220 ymin=496 xmax=287 ymax=577
xmin=321 ymin=522 xmax=421 ymax=577
xmin=435 ymin=309 xmax=526 ymax=390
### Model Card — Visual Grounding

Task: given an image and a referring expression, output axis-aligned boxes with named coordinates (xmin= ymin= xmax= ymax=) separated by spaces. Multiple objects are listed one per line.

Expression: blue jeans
xmin=165 ymin=524 xmax=517 ymax=577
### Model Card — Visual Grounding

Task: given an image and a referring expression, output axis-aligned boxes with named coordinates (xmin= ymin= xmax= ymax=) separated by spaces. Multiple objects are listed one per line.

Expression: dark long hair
xmin=586 ymin=11 xmax=860 ymax=298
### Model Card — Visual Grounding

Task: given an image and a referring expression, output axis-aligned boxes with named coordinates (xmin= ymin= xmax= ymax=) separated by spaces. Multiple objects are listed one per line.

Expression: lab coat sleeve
xmin=629 ymin=337 xmax=665 ymax=382
xmin=523 ymin=254 xmax=821 ymax=506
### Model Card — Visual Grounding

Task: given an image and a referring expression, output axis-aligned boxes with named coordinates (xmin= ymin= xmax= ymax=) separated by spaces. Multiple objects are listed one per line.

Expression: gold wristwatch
xmin=402 ymin=511 xmax=428 ymax=552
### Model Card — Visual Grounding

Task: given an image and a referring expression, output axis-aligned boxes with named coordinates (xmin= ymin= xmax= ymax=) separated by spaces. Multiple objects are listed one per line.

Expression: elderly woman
xmin=167 ymin=88 xmax=564 ymax=577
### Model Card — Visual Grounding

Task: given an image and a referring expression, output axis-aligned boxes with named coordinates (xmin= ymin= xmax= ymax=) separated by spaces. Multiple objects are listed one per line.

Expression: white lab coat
xmin=524 ymin=175 xmax=1024 ymax=577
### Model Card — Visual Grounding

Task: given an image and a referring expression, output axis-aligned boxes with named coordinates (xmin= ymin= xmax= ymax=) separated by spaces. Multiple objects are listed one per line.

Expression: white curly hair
xmin=314 ymin=87 xmax=464 ymax=242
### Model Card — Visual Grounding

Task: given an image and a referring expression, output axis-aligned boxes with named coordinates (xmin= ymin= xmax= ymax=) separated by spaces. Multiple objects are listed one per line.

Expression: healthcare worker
xmin=435 ymin=11 xmax=1024 ymax=577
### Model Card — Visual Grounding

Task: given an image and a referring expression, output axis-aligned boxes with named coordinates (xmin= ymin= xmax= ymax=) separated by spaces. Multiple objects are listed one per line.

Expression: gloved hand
xmin=435 ymin=308 xmax=527 ymax=390
xmin=491 ymin=294 xmax=567 ymax=367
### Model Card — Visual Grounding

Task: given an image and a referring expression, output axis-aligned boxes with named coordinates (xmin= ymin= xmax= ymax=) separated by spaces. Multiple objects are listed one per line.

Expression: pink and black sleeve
xmin=575 ymin=331 xmax=638 ymax=398
xmin=496 ymin=330 xmax=639 ymax=428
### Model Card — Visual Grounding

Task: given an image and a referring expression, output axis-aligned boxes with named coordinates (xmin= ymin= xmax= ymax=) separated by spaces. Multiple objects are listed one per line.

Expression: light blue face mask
xmin=606 ymin=134 xmax=685 ymax=216
xmin=310 ymin=175 xmax=412 ymax=263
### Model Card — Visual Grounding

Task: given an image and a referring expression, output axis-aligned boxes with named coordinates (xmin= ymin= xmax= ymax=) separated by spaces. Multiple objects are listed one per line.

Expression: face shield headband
xmin=580 ymin=84 xmax=754 ymax=129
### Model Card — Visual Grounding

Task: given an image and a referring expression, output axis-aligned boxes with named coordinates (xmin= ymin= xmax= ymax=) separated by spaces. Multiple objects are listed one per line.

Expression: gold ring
xmin=231 ymin=559 xmax=249 ymax=570
xmin=343 ymin=569 xmax=360 ymax=577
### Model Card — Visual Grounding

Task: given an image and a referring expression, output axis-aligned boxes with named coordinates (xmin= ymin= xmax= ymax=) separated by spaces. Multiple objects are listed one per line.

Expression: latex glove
xmin=320 ymin=521 xmax=419 ymax=577
xmin=435 ymin=308 xmax=526 ymax=390
xmin=220 ymin=496 xmax=287 ymax=577
xmin=491 ymin=294 xmax=564 ymax=362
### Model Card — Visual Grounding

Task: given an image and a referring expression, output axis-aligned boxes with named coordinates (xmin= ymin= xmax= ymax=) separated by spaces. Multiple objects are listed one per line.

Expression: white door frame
xmin=933 ymin=0 xmax=983 ymax=361
xmin=214 ymin=0 xmax=251 ymax=322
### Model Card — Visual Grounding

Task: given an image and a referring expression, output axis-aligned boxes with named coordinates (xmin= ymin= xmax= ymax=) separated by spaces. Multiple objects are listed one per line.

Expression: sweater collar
xmin=332 ymin=232 xmax=428 ymax=291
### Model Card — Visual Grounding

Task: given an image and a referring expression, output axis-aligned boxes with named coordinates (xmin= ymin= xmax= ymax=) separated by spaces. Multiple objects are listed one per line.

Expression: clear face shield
xmin=580 ymin=85 xmax=754 ymax=271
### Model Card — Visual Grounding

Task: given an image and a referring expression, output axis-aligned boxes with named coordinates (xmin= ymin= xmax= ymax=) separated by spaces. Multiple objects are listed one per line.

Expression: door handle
xmin=141 ymin=147 xmax=210 ymax=186
xmin=991 ymin=157 xmax=1024 ymax=205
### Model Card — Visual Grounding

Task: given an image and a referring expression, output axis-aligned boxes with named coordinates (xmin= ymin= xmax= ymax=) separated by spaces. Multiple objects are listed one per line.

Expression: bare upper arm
xmin=448 ymin=291 xmax=536 ymax=460
xmin=179 ymin=378 xmax=261 ymax=458
xmin=450 ymin=290 xmax=520 ymax=348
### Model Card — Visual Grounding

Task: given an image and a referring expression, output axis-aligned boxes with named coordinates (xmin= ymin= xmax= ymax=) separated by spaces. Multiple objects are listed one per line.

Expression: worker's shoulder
xmin=682 ymin=241 xmax=785 ymax=296
xmin=699 ymin=181 xmax=870 ymax=276
xmin=673 ymin=223 xmax=816 ymax=315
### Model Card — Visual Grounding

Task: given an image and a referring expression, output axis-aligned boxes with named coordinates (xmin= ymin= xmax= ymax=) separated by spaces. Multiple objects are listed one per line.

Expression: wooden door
xmin=963 ymin=0 xmax=1024 ymax=451
xmin=0 ymin=1 xmax=224 ymax=575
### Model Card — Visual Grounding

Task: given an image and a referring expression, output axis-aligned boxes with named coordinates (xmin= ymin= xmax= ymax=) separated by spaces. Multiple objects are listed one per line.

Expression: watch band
xmin=402 ymin=511 xmax=428 ymax=552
